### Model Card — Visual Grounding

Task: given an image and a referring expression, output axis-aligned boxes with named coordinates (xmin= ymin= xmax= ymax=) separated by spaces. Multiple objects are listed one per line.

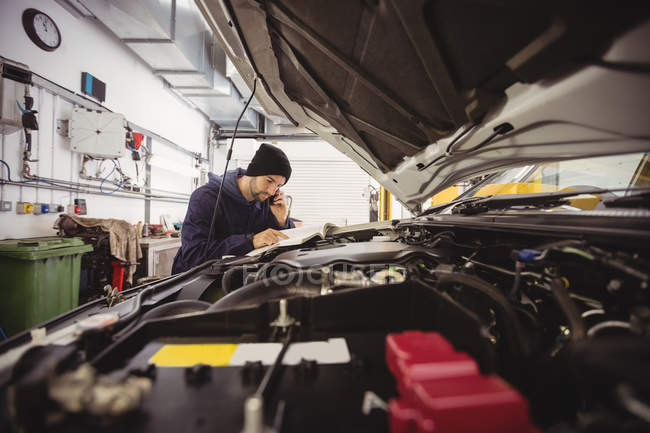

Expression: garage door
xmin=235 ymin=159 xmax=371 ymax=227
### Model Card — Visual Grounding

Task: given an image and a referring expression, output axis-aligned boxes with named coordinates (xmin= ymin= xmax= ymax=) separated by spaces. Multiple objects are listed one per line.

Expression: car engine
xmin=1 ymin=218 xmax=649 ymax=433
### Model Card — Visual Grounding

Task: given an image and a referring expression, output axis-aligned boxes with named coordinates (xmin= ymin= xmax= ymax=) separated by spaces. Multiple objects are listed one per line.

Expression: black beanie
xmin=246 ymin=143 xmax=292 ymax=183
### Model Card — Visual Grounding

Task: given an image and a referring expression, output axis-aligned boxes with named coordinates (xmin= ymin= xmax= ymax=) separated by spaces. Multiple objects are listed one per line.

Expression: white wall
xmin=0 ymin=0 xmax=209 ymax=239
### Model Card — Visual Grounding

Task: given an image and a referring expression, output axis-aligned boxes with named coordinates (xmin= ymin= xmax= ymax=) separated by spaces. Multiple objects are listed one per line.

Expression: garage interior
xmin=0 ymin=0 xmax=411 ymax=337
xmin=1 ymin=1 xmax=649 ymax=433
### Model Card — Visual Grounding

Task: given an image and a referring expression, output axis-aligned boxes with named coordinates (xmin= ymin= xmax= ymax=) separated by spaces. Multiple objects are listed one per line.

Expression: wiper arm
xmin=453 ymin=192 xmax=570 ymax=215
xmin=604 ymin=191 xmax=650 ymax=209
xmin=451 ymin=187 xmax=650 ymax=215
xmin=418 ymin=195 xmax=487 ymax=217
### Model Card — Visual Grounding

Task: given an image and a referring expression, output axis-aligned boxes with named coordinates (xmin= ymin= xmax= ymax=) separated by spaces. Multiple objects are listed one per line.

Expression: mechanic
xmin=172 ymin=143 xmax=294 ymax=274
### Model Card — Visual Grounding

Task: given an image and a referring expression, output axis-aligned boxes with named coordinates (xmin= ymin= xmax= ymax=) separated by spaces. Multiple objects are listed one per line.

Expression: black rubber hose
xmin=207 ymin=270 xmax=322 ymax=312
xmin=222 ymin=266 xmax=245 ymax=295
xmin=549 ymin=277 xmax=586 ymax=340
xmin=243 ymin=271 xmax=257 ymax=286
xmin=253 ymin=262 xmax=299 ymax=281
xmin=223 ymin=263 xmax=298 ymax=294
xmin=509 ymin=261 xmax=523 ymax=299
xmin=253 ymin=262 xmax=274 ymax=281
xmin=434 ymin=266 xmax=529 ymax=358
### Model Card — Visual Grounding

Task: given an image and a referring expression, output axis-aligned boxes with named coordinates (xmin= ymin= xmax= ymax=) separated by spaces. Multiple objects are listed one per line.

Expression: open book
xmin=246 ymin=223 xmax=338 ymax=256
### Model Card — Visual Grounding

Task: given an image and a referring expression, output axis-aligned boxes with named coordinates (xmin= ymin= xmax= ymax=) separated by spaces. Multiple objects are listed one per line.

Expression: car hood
xmin=197 ymin=0 xmax=650 ymax=211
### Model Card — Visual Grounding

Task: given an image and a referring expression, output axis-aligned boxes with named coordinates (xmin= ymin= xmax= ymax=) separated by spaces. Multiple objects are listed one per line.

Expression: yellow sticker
xmin=149 ymin=344 xmax=238 ymax=367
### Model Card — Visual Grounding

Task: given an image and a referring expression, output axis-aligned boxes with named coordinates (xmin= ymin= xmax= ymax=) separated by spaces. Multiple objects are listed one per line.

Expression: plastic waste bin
xmin=0 ymin=237 xmax=93 ymax=337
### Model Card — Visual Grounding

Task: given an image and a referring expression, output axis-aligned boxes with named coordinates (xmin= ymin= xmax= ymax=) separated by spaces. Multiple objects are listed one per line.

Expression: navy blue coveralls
xmin=172 ymin=168 xmax=294 ymax=274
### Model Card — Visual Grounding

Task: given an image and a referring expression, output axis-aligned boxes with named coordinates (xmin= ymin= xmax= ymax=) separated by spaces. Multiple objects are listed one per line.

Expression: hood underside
xmin=197 ymin=0 xmax=650 ymax=211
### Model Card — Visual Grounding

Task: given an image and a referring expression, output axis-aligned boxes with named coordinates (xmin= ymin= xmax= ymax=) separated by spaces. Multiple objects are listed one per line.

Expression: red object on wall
xmin=386 ymin=331 xmax=541 ymax=433
xmin=131 ymin=132 xmax=144 ymax=150
xmin=111 ymin=260 xmax=126 ymax=292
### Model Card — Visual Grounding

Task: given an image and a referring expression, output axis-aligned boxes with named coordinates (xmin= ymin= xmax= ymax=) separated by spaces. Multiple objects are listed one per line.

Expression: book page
xmin=246 ymin=223 xmax=334 ymax=256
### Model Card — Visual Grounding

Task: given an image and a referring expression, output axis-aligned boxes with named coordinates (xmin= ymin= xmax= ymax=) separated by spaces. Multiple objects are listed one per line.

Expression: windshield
xmin=429 ymin=152 xmax=650 ymax=210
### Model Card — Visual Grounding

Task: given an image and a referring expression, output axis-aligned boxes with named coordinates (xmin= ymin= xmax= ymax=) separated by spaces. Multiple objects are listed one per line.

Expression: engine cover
xmin=272 ymin=241 xmax=437 ymax=268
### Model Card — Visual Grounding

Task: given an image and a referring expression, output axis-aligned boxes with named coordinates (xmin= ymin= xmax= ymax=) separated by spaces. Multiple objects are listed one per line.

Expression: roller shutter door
xmin=236 ymin=159 xmax=371 ymax=227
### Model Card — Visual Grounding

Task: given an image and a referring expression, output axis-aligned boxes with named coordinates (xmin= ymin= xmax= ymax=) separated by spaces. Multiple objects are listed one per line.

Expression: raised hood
xmin=196 ymin=0 xmax=650 ymax=211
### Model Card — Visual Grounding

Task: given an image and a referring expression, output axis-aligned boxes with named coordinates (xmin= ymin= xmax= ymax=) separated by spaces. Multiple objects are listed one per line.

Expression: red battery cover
xmin=386 ymin=331 xmax=541 ymax=433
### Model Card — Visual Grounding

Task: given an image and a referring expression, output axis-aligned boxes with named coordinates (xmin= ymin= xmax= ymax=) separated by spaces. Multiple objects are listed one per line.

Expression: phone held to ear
xmin=270 ymin=192 xmax=279 ymax=204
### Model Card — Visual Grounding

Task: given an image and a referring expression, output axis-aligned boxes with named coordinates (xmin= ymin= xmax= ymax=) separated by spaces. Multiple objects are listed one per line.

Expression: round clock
xmin=22 ymin=8 xmax=61 ymax=52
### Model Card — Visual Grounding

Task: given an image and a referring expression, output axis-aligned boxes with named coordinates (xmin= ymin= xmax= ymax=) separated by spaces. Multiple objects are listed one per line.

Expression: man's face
xmin=249 ymin=174 xmax=286 ymax=202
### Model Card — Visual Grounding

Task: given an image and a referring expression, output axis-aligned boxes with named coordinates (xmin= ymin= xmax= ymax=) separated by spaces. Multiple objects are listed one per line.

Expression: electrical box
xmin=74 ymin=198 xmax=87 ymax=215
xmin=33 ymin=203 xmax=50 ymax=215
xmin=50 ymin=203 xmax=64 ymax=213
xmin=16 ymin=202 xmax=34 ymax=214
xmin=69 ymin=108 xmax=125 ymax=158
xmin=0 ymin=62 xmax=30 ymax=135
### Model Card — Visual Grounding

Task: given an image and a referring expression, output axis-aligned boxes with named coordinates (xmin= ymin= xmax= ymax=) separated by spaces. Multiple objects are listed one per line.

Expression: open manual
xmin=246 ymin=222 xmax=338 ymax=256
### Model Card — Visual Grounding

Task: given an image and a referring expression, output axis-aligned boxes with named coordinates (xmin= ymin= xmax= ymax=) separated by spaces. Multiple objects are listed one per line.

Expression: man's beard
xmin=249 ymin=180 xmax=269 ymax=202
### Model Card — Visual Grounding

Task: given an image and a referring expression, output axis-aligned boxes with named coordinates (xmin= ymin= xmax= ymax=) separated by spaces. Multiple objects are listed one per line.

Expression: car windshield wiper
xmin=604 ymin=191 xmax=650 ymax=209
xmin=450 ymin=187 xmax=650 ymax=215
xmin=418 ymin=195 xmax=488 ymax=217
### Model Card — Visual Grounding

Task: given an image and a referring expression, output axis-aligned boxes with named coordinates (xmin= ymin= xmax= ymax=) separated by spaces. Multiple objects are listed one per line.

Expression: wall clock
xmin=22 ymin=8 xmax=62 ymax=52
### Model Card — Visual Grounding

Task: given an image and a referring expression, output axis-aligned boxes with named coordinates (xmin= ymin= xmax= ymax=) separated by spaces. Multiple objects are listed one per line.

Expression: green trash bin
xmin=0 ymin=237 xmax=93 ymax=337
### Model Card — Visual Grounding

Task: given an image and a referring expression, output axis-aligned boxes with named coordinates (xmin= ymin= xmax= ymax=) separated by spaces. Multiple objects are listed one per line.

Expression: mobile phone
xmin=270 ymin=192 xmax=280 ymax=203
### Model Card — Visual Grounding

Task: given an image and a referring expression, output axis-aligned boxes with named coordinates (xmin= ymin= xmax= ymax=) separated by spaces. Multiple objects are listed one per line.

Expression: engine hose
xmin=243 ymin=271 xmax=257 ymax=286
xmin=222 ymin=266 xmax=247 ymax=295
xmin=207 ymin=270 xmax=323 ymax=312
xmin=434 ymin=265 xmax=530 ymax=359
xmin=253 ymin=262 xmax=299 ymax=282
xmin=549 ymin=277 xmax=586 ymax=340
xmin=253 ymin=262 xmax=275 ymax=281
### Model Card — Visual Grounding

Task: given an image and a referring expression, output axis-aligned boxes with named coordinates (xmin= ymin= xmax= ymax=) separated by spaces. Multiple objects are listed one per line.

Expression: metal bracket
xmin=104 ymin=285 xmax=123 ymax=307
xmin=270 ymin=299 xmax=297 ymax=329
xmin=320 ymin=267 xmax=332 ymax=295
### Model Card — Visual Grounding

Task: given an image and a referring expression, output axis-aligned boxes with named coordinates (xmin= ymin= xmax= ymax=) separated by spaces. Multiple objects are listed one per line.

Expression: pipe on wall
xmin=0 ymin=179 xmax=189 ymax=204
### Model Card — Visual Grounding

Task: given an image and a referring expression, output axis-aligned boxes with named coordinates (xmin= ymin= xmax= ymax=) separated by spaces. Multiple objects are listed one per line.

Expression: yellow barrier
xmin=379 ymin=186 xmax=392 ymax=221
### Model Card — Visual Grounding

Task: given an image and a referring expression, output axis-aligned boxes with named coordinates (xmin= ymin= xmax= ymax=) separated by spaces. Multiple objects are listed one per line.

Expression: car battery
xmin=385 ymin=331 xmax=541 ymax=433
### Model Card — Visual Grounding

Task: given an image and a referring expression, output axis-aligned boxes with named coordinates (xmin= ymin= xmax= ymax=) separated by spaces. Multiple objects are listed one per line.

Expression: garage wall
xmin=214 ymin=139 xmax=374 ymax=227
xmin=0 ymin=0 xmax=209 ymax=240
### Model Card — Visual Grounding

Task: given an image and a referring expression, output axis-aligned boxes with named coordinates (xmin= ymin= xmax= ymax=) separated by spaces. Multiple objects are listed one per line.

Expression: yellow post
xmin=379 ymin=186 xmax=392 ymax=221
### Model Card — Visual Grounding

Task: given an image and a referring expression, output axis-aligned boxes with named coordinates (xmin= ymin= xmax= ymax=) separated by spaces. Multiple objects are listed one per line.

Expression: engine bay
xmin=1 ymin=217 xmax=649 ymax=433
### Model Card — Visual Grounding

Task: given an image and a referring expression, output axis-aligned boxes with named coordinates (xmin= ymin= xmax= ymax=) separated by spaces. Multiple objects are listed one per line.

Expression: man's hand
xmin=252 ymin=228 xmax=289 ymax=249
xmin=270 ymin=190 xmax=288 ymax=226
